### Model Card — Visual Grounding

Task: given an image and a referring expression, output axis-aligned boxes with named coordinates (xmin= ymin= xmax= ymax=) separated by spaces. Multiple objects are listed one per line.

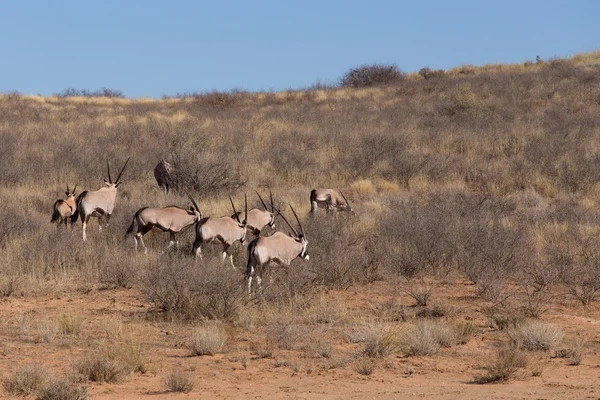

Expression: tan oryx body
xmin=77 ymin=158 xmax=129 ymax=241
xmin=50 ymin=184 xmax=78 ymax=229
xmin=232 ymin=191 xmax=275 ymax=236
xmin=246 ymin=205 xmax=309 ymax=295
xmin=192 ymin=195 xmax=248 ymax=267
xmin=126 ymin=200 xmax=201 ymax=253
xmin=154 ymin=159 xmax=174 ymax=193
xmin=310 ymin=188 xmax=352 ymax=214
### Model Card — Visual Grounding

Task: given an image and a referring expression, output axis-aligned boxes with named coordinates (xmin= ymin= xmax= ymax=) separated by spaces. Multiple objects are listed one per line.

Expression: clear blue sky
xmin=1 ymin=0 xmax=598 ymax=98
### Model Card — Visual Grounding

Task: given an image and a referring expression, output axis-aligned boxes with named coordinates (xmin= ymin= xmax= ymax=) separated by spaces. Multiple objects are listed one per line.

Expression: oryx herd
xmin=51 ymin=159 xmax=352 ymax=295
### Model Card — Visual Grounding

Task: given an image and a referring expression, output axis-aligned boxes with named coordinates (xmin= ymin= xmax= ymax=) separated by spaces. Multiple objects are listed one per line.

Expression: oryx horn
xmin=340 ymin=191 xmax=351 ymax=208
xmin=106 ymin=159 xmax=112 ymax=183
xmin=72 ymin=183 xmax=78 ymax=195
xmin=256 ymin=191 xmax=269 ymax=211
xmin=243 ymin=193 xmax=248 ymax=225
xmin=270 ymin=191 xmax=275 ymax=213
xmin=289 ymin=204 xmax=305 ymax=238
xmin=277 ymin=207 xmax=298 ymax=237
xmin=230 ymin=195 xmax=241 ymax=223
xmin=114 ymin=157 xmax=130 ymax=184
xmin=185 ymin=190 xmax=200 ymax=212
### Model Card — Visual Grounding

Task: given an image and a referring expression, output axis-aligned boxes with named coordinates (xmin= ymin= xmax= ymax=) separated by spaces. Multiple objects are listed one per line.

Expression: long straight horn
xmin=72 ymin=183 xmax=78 ymax=195
xmin=185 ymin=190 xmax=200 ymax=212
xmin=289 ymin=204 xmax=305 ymax=238
xmin=66 ymin=184 xmax=70 ymax=194
xmin=230 ymin=196 xmax=241 ymax=223
xmin=244 ymin=193 xmax=248 ymax=225
xmin=277 ymin=209 xmax=298 ymax=237
xmin=114 ymin=157 xmax=130 ymax=184
xmin=255 ymin=191 xmax=268 ymax=211
xmin=340 ymin=191 xmax=351 ymax=209
xmin=270 ymin=191 xmax=275 ymax=213
xmin=107 ymin=160 xmax=112 ymax=183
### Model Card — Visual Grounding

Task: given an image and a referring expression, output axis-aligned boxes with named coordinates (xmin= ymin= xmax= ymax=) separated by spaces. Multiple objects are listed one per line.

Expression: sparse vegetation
xmin=1 ymin=50 xmax=600 ymax=398
xmin=190 ymin=324 xmax=228 ymax=356
xmin=3 ymin=364 xmax=52 ymax=397
xmin=164 ymin=369 xmax=195 ymax=393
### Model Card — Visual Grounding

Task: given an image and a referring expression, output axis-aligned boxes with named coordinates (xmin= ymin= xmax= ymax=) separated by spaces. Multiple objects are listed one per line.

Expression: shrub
xmin=354 ymin=358 xmax=375 ymax=376
xmin=339 ymin=64 xmax=404 ymax=88
xmin=348 ymin=322 xmax=400 ymax=358
xmin=418 ymin=67 xmax=445 ymax=80
xmin=76 ymin=341 xmax=146 ymax=383
xmin=35 ymin=380 xmax=89 ymax=400
xmin=164 ymin=369 xmax=195 ymax=393
xmin=508 ymin=322 xmax=564 ymax=351
xmin=474 ymin=346 xmax=528 ymax=383
xmin=54 ymin=88 xmax=125 ymax=98
xmin=3 ymin=364 xmax=52 ymax=397
xmin=190 ymin=324 xmax=228 ymax=356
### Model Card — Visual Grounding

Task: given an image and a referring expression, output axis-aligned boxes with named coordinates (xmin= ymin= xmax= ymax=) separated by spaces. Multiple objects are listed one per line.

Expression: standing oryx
xmin=154 ymin=159 xmax=175 ymax=193
xmin=50 ymin=184 xmax=78 ymax=229
xmin=191 ymin=195 xmax=248 ymax=267
xmin=77 ymin=158 xmax=130 ymax=241
xmin=126 ymin=195 xmax=202 ymax=254
xmin=310 ymin=188 xmax=352 ymax=214
xmin=232 ymin=191 xmax=275 ymax=236
xmin=246 ymin=205 xmax=309 ymax=295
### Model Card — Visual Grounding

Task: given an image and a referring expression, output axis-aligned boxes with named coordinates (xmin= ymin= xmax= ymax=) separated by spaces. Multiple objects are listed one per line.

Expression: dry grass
xmin=190 ymin=324 xmax=228 ymax=356
xmin=35 ymin=380 xmax=89 ymax=400
xmin=164 ymin=369 xmax=195 ymax=393
xmin=401 ymin=319 xmax=474 ymax=356
xmin=348 ymin=322 xmax=400 ymax=358
xmin=75 ymin=340 xmax=147 ymax=383
xmin=507 ymin=322 xmax=564 ymax=351
xmin=474 ymin=346 xmax=529 ymax=384
xmin=3 ymin=363 xmax=52 ymax=397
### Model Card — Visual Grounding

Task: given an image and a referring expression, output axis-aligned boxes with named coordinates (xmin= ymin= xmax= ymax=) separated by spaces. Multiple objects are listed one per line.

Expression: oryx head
xmin=338 ymin=191 xmax=353 ymax=213
xmin=103 ymin=158 xmax=130 ymax=188
xmin=65 ymin=183 xmax=78 ymax=199
xmin=230 ymin=194 xmax=248 ymax=244
xmin=279 ymin=204 xmax=309 ymax=261
xmin=186 ymin=191 xmax=203 ymax=222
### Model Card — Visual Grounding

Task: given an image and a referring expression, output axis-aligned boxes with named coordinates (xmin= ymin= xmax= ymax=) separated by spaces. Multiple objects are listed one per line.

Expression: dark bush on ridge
xmin=339 ymin=64 xmax=404 ymax=88
xmin=54 ymin=88 xmax=125 ymax=98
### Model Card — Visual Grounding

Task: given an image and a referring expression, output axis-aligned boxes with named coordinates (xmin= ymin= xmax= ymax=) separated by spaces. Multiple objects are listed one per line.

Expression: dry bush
xmin=554 ymin=347 xmax=583 ymax=366
xmin=76 ymin=340 xmax=147 ymax=383
xmin=3 ymin=363 xmax=52 ymax=397
xmin=59 ymin=313 xmax=82 ymax=336
xmin=35 ymin=380 xmax=89 ymax=400
xmin=190 ymin=324 xmax=228 ymax=356
xmin=340 ymin=64 xmax=404 ymax=88
xmin=353 ymin=358 xmax=375 ymax=376
xmin=474 ymin=346 xmax=528 ymax=383
xmin=54 ymin=88 xmax=125 ymax=98
xmin=508 ymin=321 xmax=564 ymax=351
xmin=164 ymin=369 xmax=195 ymax=393
xmin=143 ymin=255 xmax=245 ymax=322
xmin=348 ymin=322 xmax=400 ymax=358
xmin=264 ymin=316 xmax=306 ymax=351
xmin=400 ymin=319 xmax=472 ymax=356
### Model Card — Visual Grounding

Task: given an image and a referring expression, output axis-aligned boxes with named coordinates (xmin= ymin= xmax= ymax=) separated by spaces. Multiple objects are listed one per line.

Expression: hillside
xmin=1 ymin=52 xmax=600 ymax=399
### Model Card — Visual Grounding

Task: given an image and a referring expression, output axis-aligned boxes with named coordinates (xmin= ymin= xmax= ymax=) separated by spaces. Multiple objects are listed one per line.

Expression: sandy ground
xmin=1 ymin=281 xmax=600 ymax=399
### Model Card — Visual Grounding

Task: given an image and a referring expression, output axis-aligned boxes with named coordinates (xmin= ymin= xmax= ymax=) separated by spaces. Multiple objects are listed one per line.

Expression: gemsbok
xmin=154 ymin=159 xmax=175 ymax=193
xmin=126 ymin=194 xmax=202 ymax=253
xmin=77 ymin=158 xmax=130 ymax=241
xmin=50 ymin=184 xmax=78 ymax=229
xmin=310 ymin=188 xmax=352 ymax=214
xmin=191 ymin=195 xmax=248 ymax=267
xmin=245 ymin=204 xmax=309 ymax=295
xmin=232 ymin=191 xmax=275 ymax=236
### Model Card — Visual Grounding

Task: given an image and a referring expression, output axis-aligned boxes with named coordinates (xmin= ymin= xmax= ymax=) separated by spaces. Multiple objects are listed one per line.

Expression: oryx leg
xmin=167 ymin=231 xmax=177 ymax=249
xmin=221 ymin=244 xmax=235 ymax=268
xmin=310 ymin=201 xmax=318 ymax=213
xmin=82 ymin=216 xmax=89 ymax=241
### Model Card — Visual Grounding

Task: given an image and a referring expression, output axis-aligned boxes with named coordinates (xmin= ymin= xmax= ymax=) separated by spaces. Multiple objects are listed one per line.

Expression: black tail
xmin=50 ymin=201 xmax=61 ymax=223
xmin=126 ymin=207 xmax=148 ymax=236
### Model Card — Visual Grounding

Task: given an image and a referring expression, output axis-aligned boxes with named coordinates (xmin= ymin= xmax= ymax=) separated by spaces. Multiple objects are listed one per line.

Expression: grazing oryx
xmin=126 ymin=195 xmax=202 ymax=254
xmin=50 ymin=184 xmax=78 ymax=229
xmin=154 ymin=159 xmax=175 ymax=193
xmin=310 ymin=188 xmax=352 ymax=214
xmin=77 ymin=158 xmax=130 ymax=241
xmin=232 ymin=191 xmax=275 ymax=236
xmin=191 ymin=195 xmax=248 ymax=267
xmin=246 ymin=205 xmax=309 ymax=295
